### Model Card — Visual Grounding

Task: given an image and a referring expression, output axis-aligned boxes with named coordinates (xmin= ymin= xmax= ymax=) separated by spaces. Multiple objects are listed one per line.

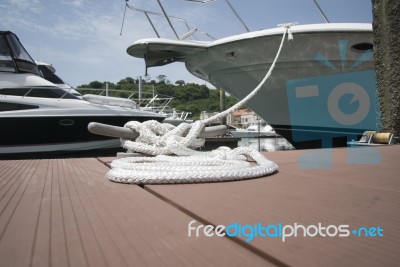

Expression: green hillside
xmin=76 ymin=76 xmax=238 ymax=119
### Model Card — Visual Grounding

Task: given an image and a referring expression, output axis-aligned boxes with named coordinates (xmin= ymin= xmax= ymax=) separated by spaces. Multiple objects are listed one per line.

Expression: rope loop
xmin=107 ymin=25 xmax=293 ymax=184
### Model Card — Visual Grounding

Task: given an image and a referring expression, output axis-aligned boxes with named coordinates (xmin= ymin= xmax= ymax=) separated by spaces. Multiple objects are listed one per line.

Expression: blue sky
xmin=1 ymin=0 xmax=372 ymax=87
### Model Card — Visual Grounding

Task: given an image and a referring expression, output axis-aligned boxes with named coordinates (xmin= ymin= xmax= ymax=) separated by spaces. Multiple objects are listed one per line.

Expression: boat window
xmin=0 ymin=88 xmax=29 ymax=96
xmin=0 ymin=32 xmax=41 ymax=75
xmin=0 ymin=87 xmax=80 ymax=99
xmin=0 ymin=36 xmax=16 ymax=72
xmin=0 ymin=102 xmax=39 ymax=112
xmin=28 ymin=88 xmax=65 ymax=98
xmin=351 ymin=43 xmax=373 ymax=53
xmin=14 ymin=59 xmax=42 ymax=76
xmin=28 ymin=88 xmax=79 ymax=99
xmin=38 ymin=65 xmax=65 ymax=84
xmin=7 ymin=34 xmax=33 ymax=62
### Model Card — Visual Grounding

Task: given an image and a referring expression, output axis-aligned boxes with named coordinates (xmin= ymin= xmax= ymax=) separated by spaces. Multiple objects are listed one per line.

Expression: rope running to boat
xmin=107 ymin=24 xmax=294 ymax=184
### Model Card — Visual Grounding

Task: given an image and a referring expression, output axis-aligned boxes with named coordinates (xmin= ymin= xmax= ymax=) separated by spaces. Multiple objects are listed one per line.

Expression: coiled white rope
xmin=107 ymin=25 xmax=293 ymax=184
xmin=107 ymin=146 xmax=278 ymax=184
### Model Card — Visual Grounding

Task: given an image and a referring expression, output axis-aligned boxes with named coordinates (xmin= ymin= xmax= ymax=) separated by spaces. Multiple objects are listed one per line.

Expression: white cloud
xmin=8 ymin=0 xmax=41 ymax=12
xmin=68 ymin=0 xmax=84 ymax=8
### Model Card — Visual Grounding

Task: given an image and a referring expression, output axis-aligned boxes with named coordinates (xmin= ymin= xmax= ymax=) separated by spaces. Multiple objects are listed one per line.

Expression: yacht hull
xmin=0 ymin=115 xmax=163 ymax=155
xmin=186 ymin=27 xmax=376 ymax=148
xmin=129 ymin=24 xmax=377 ymax=149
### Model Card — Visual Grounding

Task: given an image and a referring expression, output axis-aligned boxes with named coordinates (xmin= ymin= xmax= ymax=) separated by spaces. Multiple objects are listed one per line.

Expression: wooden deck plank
xmin=0 ymin=159 xmax=43 ymax=267
xmin=50 ymin=159 xmax=71 ymax=267
xmin=71 ymin=158 xmax=171 ymax=267
xmin=0 ymin=157 xmax=275 ymax=267
xmin=271 ymin=146 xmax=400 ymax=191
xmin=54 ymin=159 xmax=89 ymax=267
xmin=2 ymin=146 xmax=398 ymax=267
xmin=59 ymin=158 xmax=110 ymax=267
xmin=145 ymin=146 xmax=400 ymax=267
xmin=30 ymin=159 xmax=56 ymax=267
xmin=0 ymin=160 xmax=35 ymax=217
xmin=68 ymin=158 xmax=275 ymax=267
xmin=65 ymin=158 xmax=133 ymax=267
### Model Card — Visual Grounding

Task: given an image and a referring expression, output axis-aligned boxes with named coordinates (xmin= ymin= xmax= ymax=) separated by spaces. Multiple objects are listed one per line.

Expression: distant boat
xmin=230 ymin=121 xmax=277 ymax=138
xmin=162 ymin=108 xmax=193 ymax=126
xmin=0 ymin=31 xmax=166 ymax=155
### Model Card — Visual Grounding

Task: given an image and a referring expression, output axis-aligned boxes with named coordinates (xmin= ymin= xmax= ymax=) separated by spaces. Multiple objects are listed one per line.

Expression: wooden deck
xmin=1 ymin=146 xmax=399 ymax=267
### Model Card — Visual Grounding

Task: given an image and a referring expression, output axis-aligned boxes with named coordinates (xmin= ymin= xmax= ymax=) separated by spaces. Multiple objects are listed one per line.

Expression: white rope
xmin=108 ymin=146 xmax=278 ymax=184
xmin=107 ymin=25 xmax=292 ymax=184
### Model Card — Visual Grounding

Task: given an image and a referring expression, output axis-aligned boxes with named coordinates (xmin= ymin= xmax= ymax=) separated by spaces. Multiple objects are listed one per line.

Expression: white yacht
xmin=123 ymin=1 xmax=377 ymax=149
xmin=0 ymin=31 xmax=166 ymax=155
xmin=162 ymin=109 xmax=193 ymax=126
xmin=127 ymin=23 xmax=376 ymax=149
xmin=230 ymin=121 xmax=277 ymax=138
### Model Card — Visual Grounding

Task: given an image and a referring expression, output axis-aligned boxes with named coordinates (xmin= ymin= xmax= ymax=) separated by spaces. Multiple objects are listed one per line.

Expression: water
xmin=238 ymin=137 xmax=295 ymax=152
xmin=4 ymin=137 xmax=295 ymax=160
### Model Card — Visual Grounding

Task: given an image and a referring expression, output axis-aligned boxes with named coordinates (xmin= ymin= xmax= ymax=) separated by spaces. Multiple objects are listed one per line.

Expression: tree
xmin=89 ymin=80 xmax=103 ymax=89
xmin=74 ymin=77 xmax=238 ymax=119
xmin=175 ymin=80 xmax=185 ymax=86
xmin=125 ymin=77 xmax=135 ymax=84
xmin=156 ymin=74 xmax=167 ymax=84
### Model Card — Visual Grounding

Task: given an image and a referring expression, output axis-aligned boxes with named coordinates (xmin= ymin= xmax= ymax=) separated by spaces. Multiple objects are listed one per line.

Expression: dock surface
xmin=1 ymin=146 xmax=399 ymax=267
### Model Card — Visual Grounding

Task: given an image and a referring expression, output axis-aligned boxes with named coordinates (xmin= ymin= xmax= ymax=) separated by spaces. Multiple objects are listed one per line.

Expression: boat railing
xmin=183 ymin=111 xmax=192 ymax=120
xmin=141 ymin=94 xmax=173 ymax=113
xmin=122 ymin=0 xmax=249 ymax=39
xmin=23 ymin=87 xmax=34 ymax=98
xmin=161 ymin=108 xmax=192 ymax=119
xmin=76 ymin=87 xmax=174 ymax=112
xmin=122 ymin=0 xmax=216 ymax=40
xmin=4 ymin=86 xmax=77 ymax=100
xmin=122 ymin=0 xmax=330 ymax=41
